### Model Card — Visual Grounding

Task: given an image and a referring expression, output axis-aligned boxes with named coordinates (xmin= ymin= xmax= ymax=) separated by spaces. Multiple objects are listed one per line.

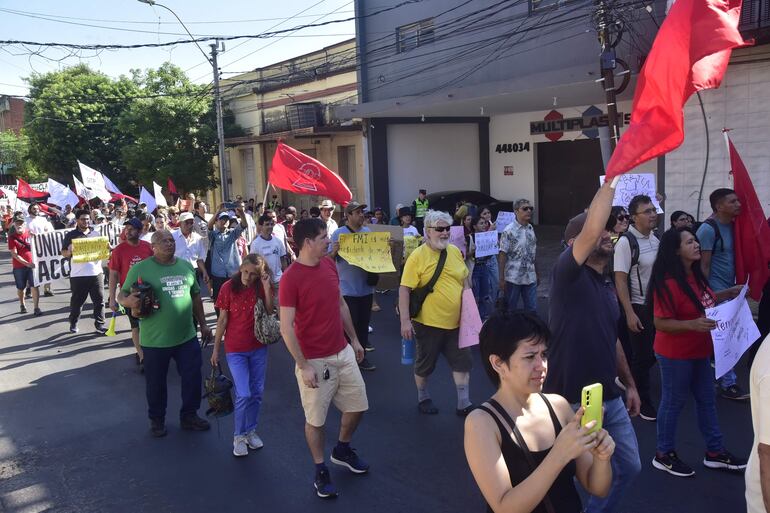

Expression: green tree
xmin=0 ymin=130 xmax=46 ymax=182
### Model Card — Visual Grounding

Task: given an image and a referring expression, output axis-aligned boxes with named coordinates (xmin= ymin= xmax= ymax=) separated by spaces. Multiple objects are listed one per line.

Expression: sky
xmin=0 ymin=0 xmax=356 ymax=96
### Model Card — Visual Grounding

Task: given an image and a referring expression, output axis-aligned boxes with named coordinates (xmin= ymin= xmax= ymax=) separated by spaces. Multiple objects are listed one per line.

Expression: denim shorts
xmin=13 ymin=267 xmax=34 ymax=290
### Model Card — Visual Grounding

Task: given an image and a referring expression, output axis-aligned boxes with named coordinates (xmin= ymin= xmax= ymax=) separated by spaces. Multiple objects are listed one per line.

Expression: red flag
xmin=605 ymin=0 xmax=746 ymax=178
xmin=729 ymin=136 xmax=770 ymax=301
xmin=167 ymin=178 xmax=178 ymax=195
xmin=268 ymin=142 xmax=352 ymax=205
xmin=16 ymin=178 xmax=47 ymax=199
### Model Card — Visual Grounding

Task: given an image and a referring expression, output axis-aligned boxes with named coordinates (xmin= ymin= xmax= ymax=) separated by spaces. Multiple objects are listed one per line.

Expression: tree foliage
xmin=0 ymin=130 xmax=46 ymax=183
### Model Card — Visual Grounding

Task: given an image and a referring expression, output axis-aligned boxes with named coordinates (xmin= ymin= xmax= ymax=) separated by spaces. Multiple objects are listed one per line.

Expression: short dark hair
xmin=670 ymin=210 xmax=690 ymax=225
xmin=309 ymin=206 xmax=321 ymax=218
xmin=194 ymin=200 xmax=204 ymax=210
xmin=628 ymin=195 xmax=653 ymax=216
xmin=74 ymin=209 xmax=89 ymax=220
xmin=709 ymin=188 xmax=735 ymax=211
xmin=258 ymin=214 xmax=273 ymax=226
xmin=479 ymin=311 xmax=550 ymax=388
xmin=264 ymin=209 xmax=275 ymax=216
xmin=293 ymin=218 xmax=327 ymax=251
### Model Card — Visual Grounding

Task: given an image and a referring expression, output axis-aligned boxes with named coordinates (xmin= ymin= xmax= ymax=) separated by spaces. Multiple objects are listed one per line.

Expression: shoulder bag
xmin=253 ymin=289 xmax=281 ymax=345
xmin=409 ymin=249 xmax=447 ymax=319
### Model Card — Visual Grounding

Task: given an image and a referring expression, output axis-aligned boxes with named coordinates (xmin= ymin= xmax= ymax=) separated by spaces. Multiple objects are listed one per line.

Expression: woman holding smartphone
xmin=465 ymin=311 xmax=615 ymax=513
xmin=648 ymin=227 xmax=747 ymax=477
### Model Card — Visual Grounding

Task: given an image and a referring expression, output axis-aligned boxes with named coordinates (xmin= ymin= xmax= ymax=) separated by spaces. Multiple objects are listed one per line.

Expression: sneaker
xmin=614 ymin=376 xmax=627 ymax=392
xmin=703 ymin=450 xmax=748 ymax=471
xmin=150 ymin=418 xmax=167 ymax=438
xmin=69 ymin=323 xmax=79 ymax=333
xmin=233 ymin=435 xmax=248 ymax=457
xmin=364 ymin=342 xmax=375 ymax=352
xmin=44 ymin=290 xmax=54 ymax=297
xmin=719 ymin=384 xmax=750 ymax=401
xmin=652 ymin=451 xmax=695 ymax=477
xmin=33 ymin=307 xmax=42 ymax=317
xmin=19 ymin=304 xmax=27 ymax=314
xmin=358 ymin=358 xmax=376 ymax=371
xmin=94 ymin=324 xmax=108 ymax=335
xmin=639 ymin=402 xmax=657 ymax=422
xmin=246 ymin=430 xmax=264 ymax=450
xmin=368 ymin=325 xmax=374 ymax=333
xmin=314 ymin=468 xmax=338 ymax=499
xmin=180 ymin=414 xmax=210 ymax=431
xmin=331 ymin=446 xmax=370 ymax=474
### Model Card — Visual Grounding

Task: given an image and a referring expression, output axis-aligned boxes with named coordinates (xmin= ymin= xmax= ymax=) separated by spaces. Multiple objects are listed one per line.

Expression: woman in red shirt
xmin=648 ymin=227 xmax=746 ymax=478
xmin=211 ymin=253 xmax=273 ymax=457
xmin=8 ymin=213 xmax=40 ymax=315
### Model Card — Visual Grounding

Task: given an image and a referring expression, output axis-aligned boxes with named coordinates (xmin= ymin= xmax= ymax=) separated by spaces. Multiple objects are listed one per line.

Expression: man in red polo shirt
xmin=108 ymin=217 xmax=153 ymax=372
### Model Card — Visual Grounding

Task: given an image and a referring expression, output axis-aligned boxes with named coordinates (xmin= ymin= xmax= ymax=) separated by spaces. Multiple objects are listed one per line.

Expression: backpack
xmin=618 ymin=231 xmax=644 ymax=299
xmin=702 ymin=218 xmax=724 ymax=253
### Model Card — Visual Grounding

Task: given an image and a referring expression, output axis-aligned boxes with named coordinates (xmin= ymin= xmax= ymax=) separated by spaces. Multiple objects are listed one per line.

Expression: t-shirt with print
xmin=403 ymin=225 xmax=419 ymax=237
xmin=108 ymin=240 xmax=153 ymax=285
xmin=121 ymin=257 xmax=199 ymax=348
xmin=332 ymin=225 xmax=375 ymax=298
xmin=8 ymin=229 xmax=33 ymax=269
xmin=746 ymin=335 xmax=770 ymax=513
xmin=62 ymin=228 xmax=104 ymax=277
xmin=653 ymin=275 xmax=716 ymax=359
xmin=499 ymin=219 xmax=537 ymax=285
xmin=543 ymin=247 xmax=620 ymax=404
xmin=249 ymin=235 xmax=286 ymax=283
xmin=613 ymin=225 xmax=660 ymax=304
xmin=279 ymin=257 xmax=346 ymax=359
xmin=215 ymin=278 xmax=265 ymax=353
xmin=401 ymin=243 xmax=468 ymax=330
xmin=696 ymin=219 xmax=735 ymax=291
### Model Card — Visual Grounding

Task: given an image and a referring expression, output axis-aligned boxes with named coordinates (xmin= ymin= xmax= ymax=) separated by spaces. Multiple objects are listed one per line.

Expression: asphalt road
xmin=0 ymin=248 xmax=755 ymax=513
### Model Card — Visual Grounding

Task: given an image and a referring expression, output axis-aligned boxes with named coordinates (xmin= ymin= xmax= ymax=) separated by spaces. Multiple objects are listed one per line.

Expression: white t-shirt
xmin=173 ymin=230 xmax=206 ymax=268
xmin=403 ymin=225 xmax=419 ymax=237
xmin=325 ymin=217 xmax=338 ymax=235
xmin=249 ymin=235 xmax=286 ymax=283
xmin=272 ymin=222 xmax=287 ymax=246
xmin=748 ymin=334 xmax=770 ymax=513
xmin=613 ymin=225 xmax=660 ymax=304
xmin=26 ymin=215 xmax=54 ymax=235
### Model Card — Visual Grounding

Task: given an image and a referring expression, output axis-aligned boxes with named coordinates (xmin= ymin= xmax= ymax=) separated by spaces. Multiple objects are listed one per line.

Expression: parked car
xmin=424 ymin=190 xmax=513 ymax=219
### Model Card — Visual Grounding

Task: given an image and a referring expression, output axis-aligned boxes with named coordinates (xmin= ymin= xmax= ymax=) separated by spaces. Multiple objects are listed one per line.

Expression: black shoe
xmin=44 ymin=290 xmax=54 ymax=297
xmin=364 ymin=342 xmax=375 ymax=352
xmin=418 ymin=398 xmax=439 ymax=415
xmin=358 ymin=358 xmax=376 ymax=371
xmin=69 ymin=323 xmax=79 ymax=333
xmin=180 ymin=414 xmax=210 ymax=431
xmin=719 ymin=384 xmax=750 ymax=401
xmin=33 ymin=307 xmax=42 ymax=317
xmin=150 ymin=418 xmax=167 ymax=438
xmin=94 ymin=324 xmax=108 ymax=335
xmin=314 ymin=468 xmax=338 ymax=499
xmin=639 ymin=402 xmax=657 ymax=422
xmin=703 ymin=449 xmax=748 ymax=471
xmin=19 ymin=304 xmax=27 ymax=314
xmin=652 ymin=451 xmax=695 ymax=477
xmin=331 ymin=446 xmax=370 ymax=474
xmin=456 ymin=404 xmax=475 ymax=417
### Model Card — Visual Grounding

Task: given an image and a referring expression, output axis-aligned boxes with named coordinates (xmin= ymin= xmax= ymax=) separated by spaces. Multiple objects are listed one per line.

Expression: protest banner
xmin=705 ymin=284 xmax=760 ymax=379
xmin=599 ymin=174 xmax=663 ymax=213
xmin=404 ymin=235 xmax=420 ymax=259
xmin=459 ymin=288 xmax=483 ymax=348
xmin=474 ymin=230 xmax=499 ymax=258
xmin=449 ymin=226 xmax=466 ymax=257
xmin=94 ymin=222 xmax=122 ymax=249
xmin=1 ymin=182 xmax=48 ymax=194
xmin=495 ymin=211 xmax=515 ymax=233
xmin=72 ymin=236 xmax=110 ymax=263
xmin=32 ymin=229 xmax=71 ymax=286
xmin=338 ymin=232 xmax=396 ymax=273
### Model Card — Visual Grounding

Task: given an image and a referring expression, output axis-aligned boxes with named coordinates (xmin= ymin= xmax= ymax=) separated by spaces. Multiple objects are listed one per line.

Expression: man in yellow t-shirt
xmin=399 ymin=210 xmax=473 ymax=416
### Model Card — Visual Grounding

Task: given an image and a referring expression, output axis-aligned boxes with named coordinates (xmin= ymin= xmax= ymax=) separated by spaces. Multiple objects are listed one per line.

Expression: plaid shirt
xmin=499 ymin=219 xmax=537 ymax=285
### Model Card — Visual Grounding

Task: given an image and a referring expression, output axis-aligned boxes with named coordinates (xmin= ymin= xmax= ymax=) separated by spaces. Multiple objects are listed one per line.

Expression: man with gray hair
xmin=399 ymin=210 xmax=474 ymax=416
xmin=498 ymin=198 xmax=538 ymax=313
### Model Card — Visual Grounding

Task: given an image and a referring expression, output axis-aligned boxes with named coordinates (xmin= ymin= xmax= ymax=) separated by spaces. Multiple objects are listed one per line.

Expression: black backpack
xmin=702 ymin=218 xmax=724 ymax=253
xmin=619 ymin=231 xmax=644 ymax=299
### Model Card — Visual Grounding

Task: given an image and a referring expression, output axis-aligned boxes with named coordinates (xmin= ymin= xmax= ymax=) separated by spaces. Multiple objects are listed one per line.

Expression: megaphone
xmin=105 ymin=312 xmax=118 ymax=337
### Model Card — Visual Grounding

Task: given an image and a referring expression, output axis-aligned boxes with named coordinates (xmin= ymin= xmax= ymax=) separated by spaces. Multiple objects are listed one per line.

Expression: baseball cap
xmin=398 ymin=206 xmax=413 ymax=218
xmin=124 ymin=218 xmax=143 ymax=230
xmin=217 ymin=211 xmax=231 ymax=220
xmin=12 ymin=212 xmax=24 ymax=222
xmin=344 ymin=201 xmax=367 ymax=215
xmin=179 ymin=212 xmax=194 ymax=222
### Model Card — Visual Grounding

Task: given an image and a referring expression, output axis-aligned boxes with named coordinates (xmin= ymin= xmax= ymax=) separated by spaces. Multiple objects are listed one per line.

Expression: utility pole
xmin=211 ymin=40 xmax=230 ymax=203
xmin=596 ymin=0 xmax=620 ymax=153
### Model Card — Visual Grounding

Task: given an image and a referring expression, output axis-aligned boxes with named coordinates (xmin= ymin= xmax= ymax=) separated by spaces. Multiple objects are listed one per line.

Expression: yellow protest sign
xmin=338 ymin=232 xmax=396 ymax=273
xmin=404 ymin=235 xmax=421 ymax=259
xmin=72 ymin=236 xmax=110 ymax=263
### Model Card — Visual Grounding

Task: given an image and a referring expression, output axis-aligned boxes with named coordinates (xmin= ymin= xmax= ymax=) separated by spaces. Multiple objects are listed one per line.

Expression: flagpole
xmin=262 ymin=181 xmax=271 ymax=210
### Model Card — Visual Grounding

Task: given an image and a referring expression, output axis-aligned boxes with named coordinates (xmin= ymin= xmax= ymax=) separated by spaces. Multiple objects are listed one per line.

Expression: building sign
xmin=530 ymin=108 xmax=631 ymax=140
xmin=503 ymin=166 xmax=514 ymax=176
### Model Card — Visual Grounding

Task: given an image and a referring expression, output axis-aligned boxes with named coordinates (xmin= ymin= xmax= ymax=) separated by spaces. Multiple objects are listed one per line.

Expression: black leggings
xmin=343 ymin=294 xmax=373 ymax=348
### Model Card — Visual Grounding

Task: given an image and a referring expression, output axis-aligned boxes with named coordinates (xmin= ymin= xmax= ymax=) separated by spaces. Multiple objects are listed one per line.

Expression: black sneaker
xmin=19 ymin=304 xmax=27 ymax=314
xmin=358 ymin=358 xmax=376 ymax=371
xmin=652 ymin=451 xmax=695 ymax=477
xmin=314 ymin=468 xmax=338 ymax=499
xmin=364 ymin=342 xmax=375 ymax=352
xmin=180 ymin=414 xmax=210 ymax=431
xmin=703 ymin=450 xmax=748 ymax=471
xmin=150 ymin=418 xmax=167 ymax=438
xmin=639 ymin=402 xmax=657 ymax=422
xmin=331 ymin=446 xmax=370 ymax=474
xmin=94 ymin=324 xmax=108 ymax=335
xmin=69 ymin=323 xmax=79 ymax=333
xmin=719 ymin=385 xmax=750 ymax=401
xmin=33 ymin=307 xmax=42 ymax=317
xmin=44 ymin=290 xmax=54 ymax=297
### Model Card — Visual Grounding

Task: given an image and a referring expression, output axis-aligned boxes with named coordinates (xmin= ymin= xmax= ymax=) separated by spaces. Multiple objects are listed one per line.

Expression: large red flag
xmin=16 ymin=178 xmax=47 ymax=199
xmin=167 ymin=178 xmax=178 ymax=195
xmin=605 ymin=0 xmax=746 ymax=178
xmin=268 ymin=142 xmax=352 ymax=206
xmin=729 ymin=135 xmax=770 ymax=301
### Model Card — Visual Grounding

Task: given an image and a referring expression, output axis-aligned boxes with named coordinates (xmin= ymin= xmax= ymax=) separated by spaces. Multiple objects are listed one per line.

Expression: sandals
xmin=418 ymin=399 xmax=439 ymax=415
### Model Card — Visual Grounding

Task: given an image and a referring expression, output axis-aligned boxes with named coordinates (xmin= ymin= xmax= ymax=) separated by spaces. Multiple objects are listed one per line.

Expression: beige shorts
xmin=295 ymin=344 xmax=369 ymax=427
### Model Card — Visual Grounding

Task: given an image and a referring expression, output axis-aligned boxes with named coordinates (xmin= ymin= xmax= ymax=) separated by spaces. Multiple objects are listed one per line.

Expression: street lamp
xmin=136 ymin=0 xmax=210 ymax=63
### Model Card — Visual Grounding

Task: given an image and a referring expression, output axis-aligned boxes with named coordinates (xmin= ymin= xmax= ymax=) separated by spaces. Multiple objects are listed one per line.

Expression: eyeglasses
xmin=636 ymin=208 xmax=657 ymax=216
xmin=429 ymin=226 xmax=451 ymax=233
xmin=519 ymin=206 xmax=534 ymax=212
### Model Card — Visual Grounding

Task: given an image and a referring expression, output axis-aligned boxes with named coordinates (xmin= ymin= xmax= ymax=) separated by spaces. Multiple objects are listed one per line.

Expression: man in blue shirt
xmin=696 ymin=188 xmax=748 ymax=401
xmin=207 ymin=204 xmax=248 ymax=317
xmin=330 ymin=201 xmax=376 ymax=372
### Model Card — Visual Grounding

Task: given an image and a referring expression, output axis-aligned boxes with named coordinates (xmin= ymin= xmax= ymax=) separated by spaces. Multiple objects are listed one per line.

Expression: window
xmin=396 ymin=18 xmax=435 ymax=53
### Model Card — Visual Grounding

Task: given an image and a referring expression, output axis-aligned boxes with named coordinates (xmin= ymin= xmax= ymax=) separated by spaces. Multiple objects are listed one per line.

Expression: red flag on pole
xmin=605 ymin=0 xmax=746 ymax=178
xmin=728 ymin=135 xmax=770 ymax=301
xmin=268 ymin=142 xmax=352 ymax=206
xmin=16 ymin=178 xmax=47 ymax=199
xmin=167 ymin=178 xmax=178 ymax=195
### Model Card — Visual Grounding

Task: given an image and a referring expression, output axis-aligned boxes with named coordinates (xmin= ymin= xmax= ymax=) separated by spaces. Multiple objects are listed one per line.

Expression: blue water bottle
xmin=401 ymin=338 xmax=415 ymax=365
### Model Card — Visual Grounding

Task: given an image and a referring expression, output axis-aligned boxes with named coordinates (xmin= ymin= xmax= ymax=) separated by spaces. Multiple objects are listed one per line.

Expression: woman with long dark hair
xmin=648 ymin=227 xmax=746 ymax=477
xmin=469 ymin=216 xmax=492 ymax=320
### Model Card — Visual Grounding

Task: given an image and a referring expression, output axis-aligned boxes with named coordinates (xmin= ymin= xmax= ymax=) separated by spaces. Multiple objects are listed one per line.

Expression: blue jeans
xmin=656 ymin=354 xmax=723 ymax=453
xmin=226 ymin=347 xmax=268 ymax=436
xmin=472 ymin=260 xmax=491 ymax=319
xmin=143 ymin=337 xmax=202 ymax=421
xmin=486 ymin=256 xmax=499 ymax=303
xmin=504 ymin=282 xmax=537 ymax=312
xmin=573 ymin=397 xmax=641 ymax=513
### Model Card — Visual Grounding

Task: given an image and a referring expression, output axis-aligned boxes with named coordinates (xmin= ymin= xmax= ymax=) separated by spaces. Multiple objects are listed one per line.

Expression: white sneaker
xmin=368 ymin=326 xmax=373 ymax=333
xmin=246 ymin=430 xmax=264 ymax=450
xmin=233 ymin=435 xmax=248 ymax=457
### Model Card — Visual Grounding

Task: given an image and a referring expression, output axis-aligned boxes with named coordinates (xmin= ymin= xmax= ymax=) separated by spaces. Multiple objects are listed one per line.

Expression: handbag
xmin=203 ymin=364 xmax=234 ymax=417
xmin=409 ymin=249 xmax=447 ymax=318
xmin=253 ymin=295 xmax=281 ymax=345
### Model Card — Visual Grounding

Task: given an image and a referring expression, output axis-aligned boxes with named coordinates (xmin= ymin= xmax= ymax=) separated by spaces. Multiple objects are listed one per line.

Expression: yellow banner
xmin=72 ymin=236 xmax=110 ymax=263
xmin=338 ymin=232 xmax=396 ymax=273
xmin=404 ymin=235 xmax=420 ymax=259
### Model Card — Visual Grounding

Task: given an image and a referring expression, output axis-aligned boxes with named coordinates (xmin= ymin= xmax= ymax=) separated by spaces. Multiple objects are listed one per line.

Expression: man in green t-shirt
xmin=119 ymin=229 xmax=213 ymax=438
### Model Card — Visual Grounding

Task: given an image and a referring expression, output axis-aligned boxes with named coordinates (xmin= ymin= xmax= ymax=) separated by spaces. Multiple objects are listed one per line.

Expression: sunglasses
xmin=617 ymin=214 xmax=629 ymax=221
xmin=519 ymin=206 xmax=534 ymax=212
xmin=429 ymin=226 xmax=451 ymax=233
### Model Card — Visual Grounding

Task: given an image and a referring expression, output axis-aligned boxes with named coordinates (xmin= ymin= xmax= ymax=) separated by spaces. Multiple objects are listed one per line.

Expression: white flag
xmin=77 ymin=161 xmax=112 ymax=202
xmin=0 ymin=187 xmax=29 ymax=212
xmin=153 ymin=181 xmax=168 ymax=208
xmin=73 ymin=176 xmax=97 ymax=201
xmin=47 ymin=178 xmax=79 ymax=209
xmin=139 ymin=186 xmax=157 ymax=214
xmin=102 ymin=174 xmax=123 ymax=195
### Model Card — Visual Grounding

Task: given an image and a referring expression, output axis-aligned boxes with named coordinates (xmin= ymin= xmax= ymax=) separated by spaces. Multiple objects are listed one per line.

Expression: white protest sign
xmin=47 ymin=178 xmax=79 ymax=209
xmin=599 ymin=174 xmax=663 ymax=213
xmin=705 ymin=284 xmax=760 ymax=379
xmin=474 ymin=230 xmax=500 ymax=258
xmin=78 ymin=161 xmax=113 ymax=202
xmin=495 ymin=211 xmax=516 ymax=233
xmin=153 ymin=181 xmax=168 ymax=208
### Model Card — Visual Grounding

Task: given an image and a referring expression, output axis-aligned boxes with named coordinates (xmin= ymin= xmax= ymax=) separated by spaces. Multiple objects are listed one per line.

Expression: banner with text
xmin=474 ymin=231 xmax=500 ymax=258
xmin=338 ymin=232 xmax=396 ymax=273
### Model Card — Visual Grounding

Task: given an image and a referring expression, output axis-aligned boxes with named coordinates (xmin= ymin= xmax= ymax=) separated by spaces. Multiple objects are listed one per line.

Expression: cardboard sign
xmin=449 ymin=226 xmax=466 ymax=257
xmin=706 ymin=284 xmax=760 ymax=379
xmin=474 ymin=231 xmax=500 ymax=258
xmin=338 ymin=232 xmax=396 ymax=273
xmin=459 ymin=288 xmax=483 ymax=348
xmin=599 ymin=173 xmax=663 ymax=213
xmin=495 ymin=211 xmax=515 ymax=233
xmin=32 ymin=229 xmax=71 ymax=286
xmin=72 ymin=236 xmax=110 ymax=263
xmin=404 ymin=236 xmax=420 ymax=259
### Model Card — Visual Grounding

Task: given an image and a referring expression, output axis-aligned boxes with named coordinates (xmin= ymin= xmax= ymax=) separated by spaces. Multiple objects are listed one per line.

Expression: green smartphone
xmin=580 ymin=383 xmax=603 ymax=434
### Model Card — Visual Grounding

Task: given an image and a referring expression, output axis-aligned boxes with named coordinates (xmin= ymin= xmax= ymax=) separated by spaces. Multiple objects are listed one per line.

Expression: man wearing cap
xmin=108 ymin=217 xmax=154 ymax=371
xmin=543 ymin=182 xmax=641 ymax=513
xmin=330 ymin=201 xmax=377 ymax=372
xmin=412 ymin=189 xmax=429 ymax=235
xmin=173 ymin=212 xmax=210 ymax=287
xmin=207 ymin=204 xmax=248 ymax=316
xmin=319 ymin=199 xmax=338 ymax=235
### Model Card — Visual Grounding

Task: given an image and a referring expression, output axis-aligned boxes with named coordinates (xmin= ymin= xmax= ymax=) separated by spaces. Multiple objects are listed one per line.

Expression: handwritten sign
xmin=72 ymin=236 xmax=110 ymax=263
xmin=338 ymin=232 xmax=396 ymax=273
xmin=404 ymin=235 xmax=420 ymax=259
xmin=706 ymin=284 xmax=760 ymax=379
xmin=32 ymin=229 xmax=71 ymax=286
xmin=459 ymin=288 xmax=483 ymax=348
xmin=599 ymin=173 xmax=663 ymax=213
xmin=449 ymin=226 xmax=466 ymax=257
xmin=474 ymin=231 xmax=500 ymax=258
xmin=495 ymin=211 xmax=516 ymax=233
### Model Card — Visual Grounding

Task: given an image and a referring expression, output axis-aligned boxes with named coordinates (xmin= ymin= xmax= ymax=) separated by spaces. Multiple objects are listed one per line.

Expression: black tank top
xmin=477 ymin=394 xmax=582 ymax=513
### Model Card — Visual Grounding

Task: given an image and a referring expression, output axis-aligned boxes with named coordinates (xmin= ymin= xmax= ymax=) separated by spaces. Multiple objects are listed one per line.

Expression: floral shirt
xmin=499 ymin=219 xmax=537 ymax=285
